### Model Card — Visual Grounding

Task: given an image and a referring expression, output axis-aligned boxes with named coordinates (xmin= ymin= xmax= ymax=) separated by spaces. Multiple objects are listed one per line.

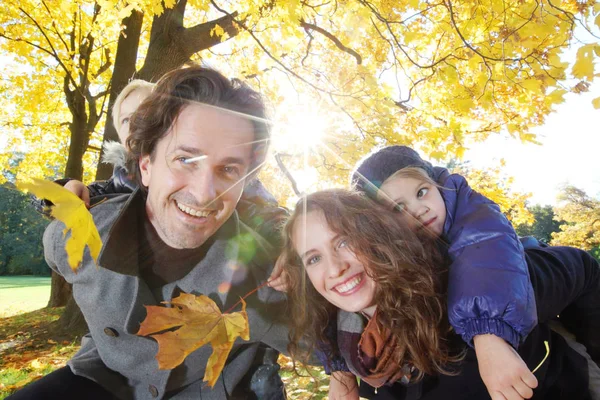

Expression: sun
xmin=272 ymin=102 xmax=328 ymax=151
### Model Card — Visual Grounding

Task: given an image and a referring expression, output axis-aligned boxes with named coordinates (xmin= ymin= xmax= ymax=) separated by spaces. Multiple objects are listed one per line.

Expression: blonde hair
xmin=382 ymin=166 xmax=439 ymax=188
xmin=112 ymin=79 xmax=155 ymax=136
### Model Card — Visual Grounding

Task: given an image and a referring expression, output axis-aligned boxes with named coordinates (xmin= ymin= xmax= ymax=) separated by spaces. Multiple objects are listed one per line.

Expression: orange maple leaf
xmin=137 ymin=293 xmax=250 ymax=387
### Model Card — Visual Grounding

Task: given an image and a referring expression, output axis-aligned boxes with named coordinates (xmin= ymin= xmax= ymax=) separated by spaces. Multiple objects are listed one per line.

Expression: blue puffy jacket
xmin=434 ymin=167 xmax=537 ymax=348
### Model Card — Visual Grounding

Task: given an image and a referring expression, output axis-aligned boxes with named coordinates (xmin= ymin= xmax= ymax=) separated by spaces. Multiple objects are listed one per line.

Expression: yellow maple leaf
xmin=572 ymin=44 xmax=596 ymax=80
xmin=16 ymin=179 xmax=102 ymax=272
xmin=137 ymin=293 xmax=250 ymax=387
xmin=593 ymin=96 xmax=600 ymax=110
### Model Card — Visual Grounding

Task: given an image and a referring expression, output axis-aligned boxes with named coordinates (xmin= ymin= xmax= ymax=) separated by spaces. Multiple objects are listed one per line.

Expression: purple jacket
xmin=434 ymin=167 xmax=537 ymax=348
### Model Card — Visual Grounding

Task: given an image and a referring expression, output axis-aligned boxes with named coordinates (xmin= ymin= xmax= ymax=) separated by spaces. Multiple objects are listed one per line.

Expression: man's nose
xmin=190 ymin=167 xmax=218 ymax=203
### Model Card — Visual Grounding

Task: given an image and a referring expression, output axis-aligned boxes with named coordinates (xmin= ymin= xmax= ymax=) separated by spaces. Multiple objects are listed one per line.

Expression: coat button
xmin=149 ymin=385 xmax=159 ymax=398
xmin=103 ymin=327 xmax=119 ymax=337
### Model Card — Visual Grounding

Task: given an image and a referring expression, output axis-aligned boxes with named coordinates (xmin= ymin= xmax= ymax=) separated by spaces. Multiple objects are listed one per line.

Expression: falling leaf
xmin=16 ymin=178 xmax=102 ymax=271
xmin=137 ymin=293 xmax=249 ymax=387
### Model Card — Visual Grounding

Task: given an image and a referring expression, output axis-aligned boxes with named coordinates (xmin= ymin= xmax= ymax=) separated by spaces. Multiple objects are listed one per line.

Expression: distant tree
xmin=551 ymin=186 xmax=600 ymax=251
xmin=0 ymin=183 xmax=49 ymax=276
xmin=451 ymin=161 xmax=534 ymax=227
xmin=515 ymin=204 xmax=563 ymax=243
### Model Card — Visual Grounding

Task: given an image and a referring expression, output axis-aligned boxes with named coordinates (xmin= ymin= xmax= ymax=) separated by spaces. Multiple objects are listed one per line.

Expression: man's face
xmin=140 ymin=103 xmax=255 ymax=249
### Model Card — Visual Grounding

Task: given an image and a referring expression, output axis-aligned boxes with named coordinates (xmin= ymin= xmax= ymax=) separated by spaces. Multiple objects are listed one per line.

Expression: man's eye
xmin=222 ymin=166 xmax=240 ymax=177
xmin=417 ymin=188 xmax=429 ymax=198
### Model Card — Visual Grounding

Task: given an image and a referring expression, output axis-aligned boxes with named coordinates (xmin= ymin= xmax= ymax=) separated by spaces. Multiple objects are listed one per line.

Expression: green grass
xmin=0 ymin=276 xmax=51 ymax=318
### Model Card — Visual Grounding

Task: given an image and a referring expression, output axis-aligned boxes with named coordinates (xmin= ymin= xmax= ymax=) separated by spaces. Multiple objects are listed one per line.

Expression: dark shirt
xmin=137 ymin=206 xmax=214 ymax=289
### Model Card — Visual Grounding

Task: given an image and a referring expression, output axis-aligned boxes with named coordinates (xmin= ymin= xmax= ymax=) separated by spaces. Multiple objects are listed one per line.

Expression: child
xmin=32 ymin=79 xmax=154 ymax=212
xmin=350 ymin=145 xmax=600 ymax=397
xmin=279 ymin=189 xmax=592 ymax=399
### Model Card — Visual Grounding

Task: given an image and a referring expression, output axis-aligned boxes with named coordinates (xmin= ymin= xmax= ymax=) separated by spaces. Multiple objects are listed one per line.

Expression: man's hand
xmin=64 ymin=180 xmax=90 ymax=207
xmin=474 ymin=334 xmax=538 ymax=400
xmin=268 ymin=257 xmax=290 ymax=292
xmin=328 ymin=371 xmax=359 ymax=400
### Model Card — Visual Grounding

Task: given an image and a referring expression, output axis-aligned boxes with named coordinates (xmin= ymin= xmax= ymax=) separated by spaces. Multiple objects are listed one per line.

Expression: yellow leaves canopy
xmin=551 ymin=186 xmax=600 ymax=250
xmin=137 ymin=293 xmax=250 ymax=387
xmin=16 ymin=179 xmax=102 ymax=271
xmin=453 ymin=163 xmax=534 ymax=226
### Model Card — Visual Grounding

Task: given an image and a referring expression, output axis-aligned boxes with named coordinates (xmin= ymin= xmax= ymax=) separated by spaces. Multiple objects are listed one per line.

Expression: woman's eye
xmin=417 ymin=188 xmax=429 ymax=198
xmin=121 ymin=117 xmax=130 ymax=125
xmin=306 ymin=255 xmax=321 ymax=266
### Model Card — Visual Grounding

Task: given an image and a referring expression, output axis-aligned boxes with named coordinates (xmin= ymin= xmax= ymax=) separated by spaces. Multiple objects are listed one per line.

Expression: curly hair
xmin=279 ymin=189 xmax=463 ymax=379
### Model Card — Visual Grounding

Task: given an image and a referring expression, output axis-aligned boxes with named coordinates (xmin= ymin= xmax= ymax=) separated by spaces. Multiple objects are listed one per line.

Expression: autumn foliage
xmin=137 ymin=293 xmax=250 ymax=387
xmin=551 ymin=185 xmax=600 ymax=250
xmin=16 ymin=179 xmax=102 ymax=271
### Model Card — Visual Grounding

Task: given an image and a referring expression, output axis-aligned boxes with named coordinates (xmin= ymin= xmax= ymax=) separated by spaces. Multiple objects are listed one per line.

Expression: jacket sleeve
xmin=442 ymin=173 xmax=537 ymax=348
xmin=313 ymin=318 xmax=350 ymax=374
xmin=30 ymin=177 xmax=119 ymax=217
xmin=42 ymin=219 xmax=74 ymax=281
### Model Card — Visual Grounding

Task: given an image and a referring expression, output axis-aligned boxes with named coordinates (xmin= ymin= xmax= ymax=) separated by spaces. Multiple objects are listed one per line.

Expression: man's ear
xmin=139 ymin=155 xmax=152 ymax=187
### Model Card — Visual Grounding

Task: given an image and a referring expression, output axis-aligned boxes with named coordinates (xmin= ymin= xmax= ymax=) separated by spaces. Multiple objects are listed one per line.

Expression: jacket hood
xmin=101 ymin=141 xmax=128 ymax=169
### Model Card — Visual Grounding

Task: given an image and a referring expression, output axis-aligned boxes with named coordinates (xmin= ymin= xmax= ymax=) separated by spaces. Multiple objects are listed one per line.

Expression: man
xmin=10 ymin=66 xmax=289 ymax=399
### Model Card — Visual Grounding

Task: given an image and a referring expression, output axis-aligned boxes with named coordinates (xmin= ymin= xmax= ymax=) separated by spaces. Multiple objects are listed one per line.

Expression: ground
xmin=0 ymin=276 xmax=330 ymax=399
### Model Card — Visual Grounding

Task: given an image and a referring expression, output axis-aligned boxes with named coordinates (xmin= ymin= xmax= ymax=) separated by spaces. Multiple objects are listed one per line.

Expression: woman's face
xmin=117 ymin=87 xmax=152 ymax=144
xmin=378 ymin=174 xmax=446 ymax=238
xmin=292 ymin=210 xmax=377 ymax=315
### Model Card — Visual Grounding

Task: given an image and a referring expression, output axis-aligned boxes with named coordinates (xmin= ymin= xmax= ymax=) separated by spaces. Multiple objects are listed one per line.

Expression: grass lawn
xmin=0 ymin=276 xmax=332 ymax=399
xmin=0 ymin=276 xmax=52 ymax=318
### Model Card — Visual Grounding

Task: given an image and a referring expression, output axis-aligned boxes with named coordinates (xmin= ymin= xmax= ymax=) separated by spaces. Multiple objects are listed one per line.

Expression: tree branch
xmin=274 ymin=153 xmax=302 ymax=196
xmin=93 ymin=48 xmax=112 ymax=79
xmin=300 ymin=20 xmax=362 ymax=64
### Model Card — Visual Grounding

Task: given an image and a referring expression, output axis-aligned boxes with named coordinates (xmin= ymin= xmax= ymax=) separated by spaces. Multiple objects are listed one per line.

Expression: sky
xmin=463 ymin=79 xmax=600 ymax=206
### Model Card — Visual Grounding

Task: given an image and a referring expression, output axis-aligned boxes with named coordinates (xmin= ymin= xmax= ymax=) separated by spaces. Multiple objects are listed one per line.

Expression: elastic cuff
xmin=462 ymin=319 xmax=521 ymax=349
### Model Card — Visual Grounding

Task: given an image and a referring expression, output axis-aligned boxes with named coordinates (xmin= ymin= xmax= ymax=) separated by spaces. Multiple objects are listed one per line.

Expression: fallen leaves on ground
xmin=16 ymin=179 xmax=102 ymax=271
xmin=137 ymin=293 xmax=249 ymax=387
xmin=0 ymin=308 xmax=81 ymax=399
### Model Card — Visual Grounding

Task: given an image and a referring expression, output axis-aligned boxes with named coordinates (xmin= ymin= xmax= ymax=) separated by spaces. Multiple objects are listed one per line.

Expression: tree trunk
xmin=61 ymin=2 xmax=241 ymax=332
xmin=57 ymin=295 xmax=89 ymax=336
xmin=46 ymin=271 xmax=71 ymax=307
xmin=96 ymin=10 xmax=144 ymax=180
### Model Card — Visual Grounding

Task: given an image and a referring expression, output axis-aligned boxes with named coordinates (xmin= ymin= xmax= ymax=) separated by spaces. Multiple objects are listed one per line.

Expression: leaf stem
xmin=224 ymin=281 xmax=271 ymax=314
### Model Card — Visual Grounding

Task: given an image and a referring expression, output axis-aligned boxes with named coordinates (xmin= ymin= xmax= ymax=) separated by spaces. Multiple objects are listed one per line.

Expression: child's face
xmin=292 ymin=210 xmax=377 ymax=316
xmin=378 ymin=174 xmax=446 ymax=237
xmin=117 ymin=87 xmax=152 ymax=144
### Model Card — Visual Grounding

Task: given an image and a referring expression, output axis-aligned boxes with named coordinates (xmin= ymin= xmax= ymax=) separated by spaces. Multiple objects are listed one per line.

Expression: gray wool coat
xmin=43 ymin=190 xmax=290 ymax=400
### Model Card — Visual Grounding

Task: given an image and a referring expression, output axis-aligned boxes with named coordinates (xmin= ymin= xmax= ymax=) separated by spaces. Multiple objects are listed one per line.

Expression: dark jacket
xmin=335 ymin=310 xmax=589 ymax=400
xmin=434 ymin=167 xmax=537 ymax=348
